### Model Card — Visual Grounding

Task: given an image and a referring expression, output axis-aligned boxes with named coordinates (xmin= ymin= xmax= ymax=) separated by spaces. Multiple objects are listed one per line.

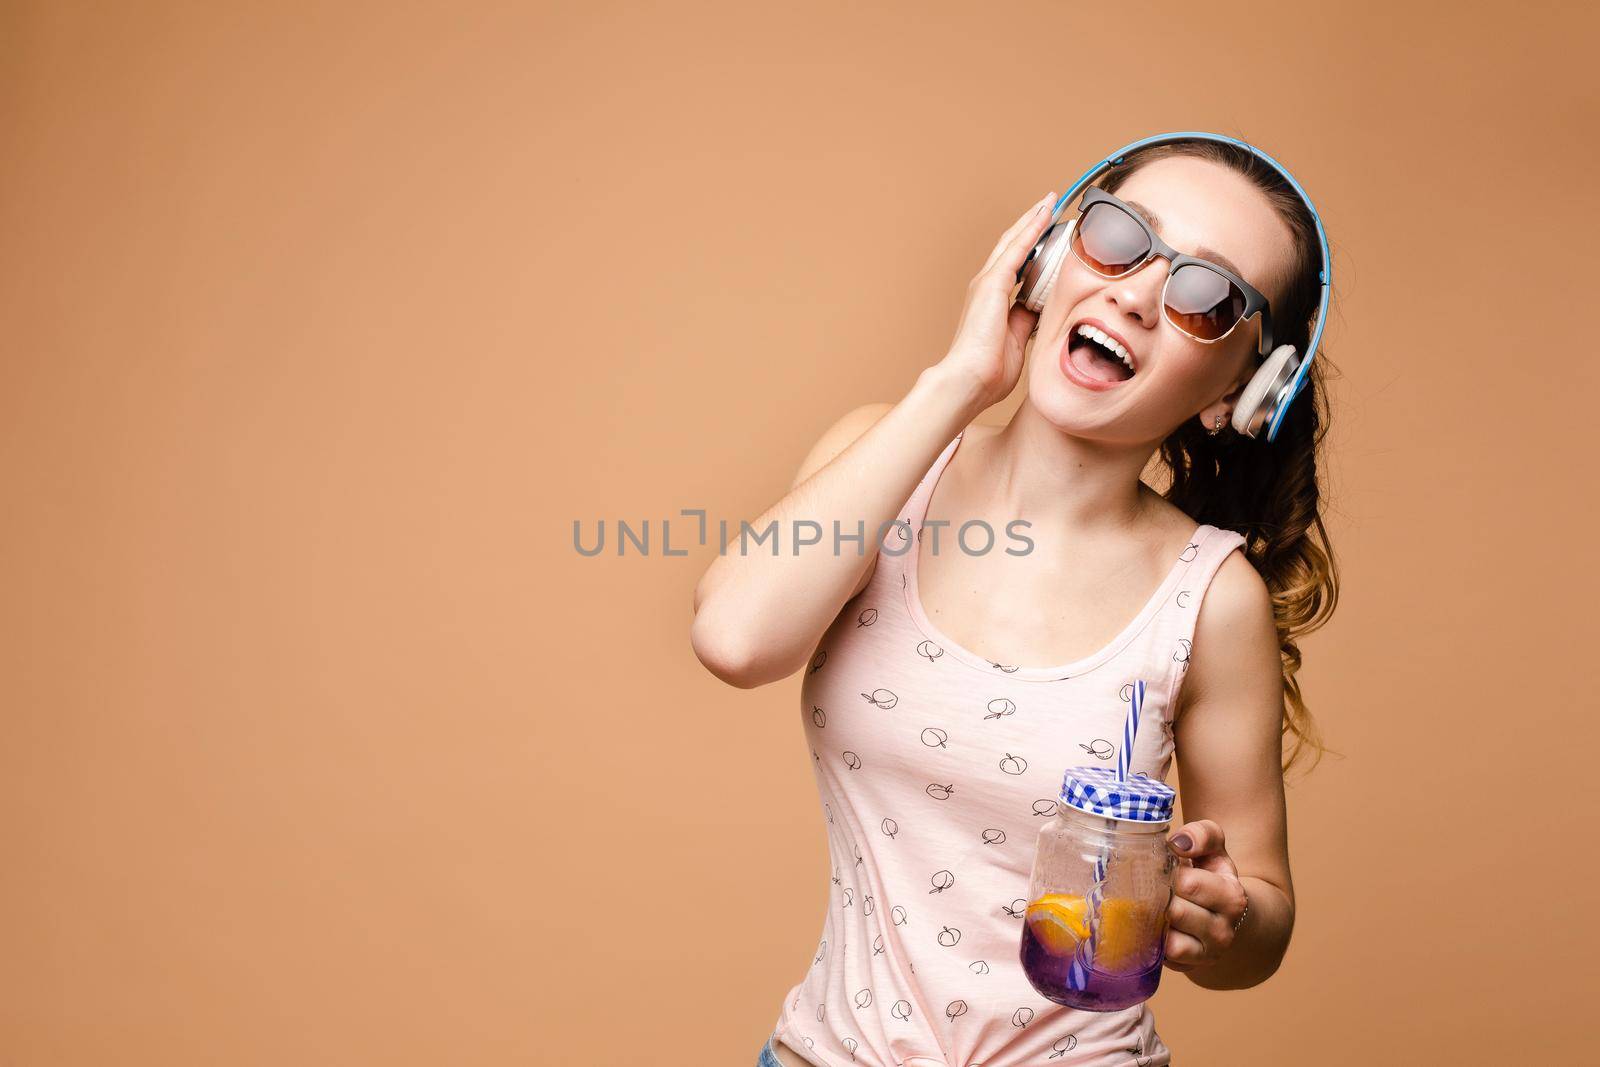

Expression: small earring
xmin=1208 ymin=413 xmax=1225 ymax=436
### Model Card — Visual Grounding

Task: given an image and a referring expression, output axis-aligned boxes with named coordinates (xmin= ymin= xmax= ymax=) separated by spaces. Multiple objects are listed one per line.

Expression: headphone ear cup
xmin=1231 ymin=344 xmax=1299 ymax=439
xmin=1016 ymin=217 xmax=1075 ymax=313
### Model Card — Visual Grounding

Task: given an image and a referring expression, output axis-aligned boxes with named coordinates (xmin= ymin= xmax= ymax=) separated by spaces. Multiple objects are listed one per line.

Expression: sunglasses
xmin=1069 ymin=186 xmax=1275 ymax=357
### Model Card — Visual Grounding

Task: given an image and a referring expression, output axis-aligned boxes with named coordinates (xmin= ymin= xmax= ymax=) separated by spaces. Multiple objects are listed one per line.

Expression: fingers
xmin=980 ymin=192 xmax=1054 ymax=269
xmin=1163 ymin=925 xmax=1210 ymax=968
xmin=1162 ymin=820 xmax=1250 ymax=971
xmin=1165 ymin=893 xmax=1237 ymax=965
xmin=1164 ymin=863 xmax=1248 ymax=970
xmin=978 ymin=192 xmax=1057 ymax=275
xmin=1005 ymin=300 xmax=1041 ymax=350
xmin=1171 ymin=865 xmax=1248 ymax=919
xmin=1161 ymin=953 xmax=1196 ymax=973
xmin=1168 ymin=818 xmax=1224 ymax=856
xmin=1168 ymin=819 xmax=1238 ymax=878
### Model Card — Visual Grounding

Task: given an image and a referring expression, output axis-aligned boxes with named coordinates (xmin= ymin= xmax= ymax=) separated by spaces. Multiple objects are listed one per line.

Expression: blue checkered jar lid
xmin=1058 ymin=766 xmax=1176 ymax=824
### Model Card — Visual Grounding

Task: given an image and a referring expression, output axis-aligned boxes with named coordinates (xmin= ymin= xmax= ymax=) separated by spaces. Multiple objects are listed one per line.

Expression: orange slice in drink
xmin=1024 ymin=893 xmax=1091 ymax=957
xmin=1088 ymin=898 xmax=1160 ymax=974
xmin=1026 ymin=894 xmax=1162 ymax=973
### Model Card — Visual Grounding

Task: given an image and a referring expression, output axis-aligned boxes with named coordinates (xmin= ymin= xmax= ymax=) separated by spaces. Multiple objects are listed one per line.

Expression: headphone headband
xmin=1051 ymin=132 xmax=1332 ymax=443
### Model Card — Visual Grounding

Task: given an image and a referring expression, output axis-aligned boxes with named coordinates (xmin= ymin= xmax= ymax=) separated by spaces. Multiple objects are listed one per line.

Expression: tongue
xmin=1071 ymin=339 xmax=1130 ymax=383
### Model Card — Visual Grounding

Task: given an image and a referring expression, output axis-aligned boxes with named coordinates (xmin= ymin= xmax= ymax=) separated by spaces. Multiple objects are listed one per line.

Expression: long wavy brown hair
xmin=1098 ymin=139 xmax=1341 ymax=776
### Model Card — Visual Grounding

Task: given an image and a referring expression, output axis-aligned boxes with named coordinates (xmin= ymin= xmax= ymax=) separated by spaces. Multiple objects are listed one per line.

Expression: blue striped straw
xmin=1116 ymin=680 xmax=1144 ymax=781
xmin=1068 ymin=680 xmax=1145 ymax=991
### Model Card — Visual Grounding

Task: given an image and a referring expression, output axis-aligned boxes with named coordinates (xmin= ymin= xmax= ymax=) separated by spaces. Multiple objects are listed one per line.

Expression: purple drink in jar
xmin=1020 ymin=767 xmax=1178 ymax=1012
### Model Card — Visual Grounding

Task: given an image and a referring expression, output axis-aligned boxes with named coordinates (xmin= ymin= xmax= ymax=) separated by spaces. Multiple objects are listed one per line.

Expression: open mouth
xmin=1066 ymin=322 xmax=1136 ymax=383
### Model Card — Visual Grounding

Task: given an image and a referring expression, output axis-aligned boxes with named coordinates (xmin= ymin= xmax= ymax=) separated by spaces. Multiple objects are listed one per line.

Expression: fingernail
xmin=1171 ymin=833 xmax=1193 ymax=851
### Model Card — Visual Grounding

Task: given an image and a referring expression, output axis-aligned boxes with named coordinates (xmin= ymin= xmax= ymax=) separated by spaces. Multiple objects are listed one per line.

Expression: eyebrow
xmin=1122 ymin=199 xmax=1247 ymax=281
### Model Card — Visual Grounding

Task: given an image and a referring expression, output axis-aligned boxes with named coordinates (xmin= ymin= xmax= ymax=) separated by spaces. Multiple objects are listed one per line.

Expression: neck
xmin=967 ymin=400 xmax=1161 ymax=535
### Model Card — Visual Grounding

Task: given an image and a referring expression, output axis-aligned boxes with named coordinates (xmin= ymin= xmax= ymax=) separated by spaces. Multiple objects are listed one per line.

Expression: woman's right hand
xmin=932 ymin=191 xmax=1058 ymax=412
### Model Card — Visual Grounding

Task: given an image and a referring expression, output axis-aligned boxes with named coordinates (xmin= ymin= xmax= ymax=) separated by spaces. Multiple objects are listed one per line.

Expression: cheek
xmin=1038 ymin=270 xmax=1094 ymax=334
xmin=1155 ymin=334 xmax=1254 ymax=396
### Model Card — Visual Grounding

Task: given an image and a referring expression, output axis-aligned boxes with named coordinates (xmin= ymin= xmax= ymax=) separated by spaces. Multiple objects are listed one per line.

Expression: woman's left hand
xmin=1162 ymin=819 xmax=1249 ymax=972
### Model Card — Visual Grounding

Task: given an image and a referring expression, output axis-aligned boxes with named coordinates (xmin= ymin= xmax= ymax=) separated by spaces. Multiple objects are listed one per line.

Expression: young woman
xmin=691 ymin=139 xmax=1338 ymax=1067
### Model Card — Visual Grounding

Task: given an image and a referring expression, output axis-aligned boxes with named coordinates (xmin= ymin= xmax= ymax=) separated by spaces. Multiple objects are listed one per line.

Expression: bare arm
xmin=689 ymin=189 xmax=1060 ymax=690
xmin=1163 ymin=550 xmax=1296 ymax=989
xmin=689 ymin=367 xmax=984 ymax=689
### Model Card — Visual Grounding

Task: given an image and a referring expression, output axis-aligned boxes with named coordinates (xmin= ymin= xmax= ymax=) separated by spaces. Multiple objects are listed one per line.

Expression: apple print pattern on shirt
xmin=769 ymin=430 xmax=1248 ymax=1067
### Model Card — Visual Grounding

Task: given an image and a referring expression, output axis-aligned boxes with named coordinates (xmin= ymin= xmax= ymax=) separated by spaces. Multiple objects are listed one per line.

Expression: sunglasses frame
xmin=1070 ymin=185 xmax=1276 ymax=359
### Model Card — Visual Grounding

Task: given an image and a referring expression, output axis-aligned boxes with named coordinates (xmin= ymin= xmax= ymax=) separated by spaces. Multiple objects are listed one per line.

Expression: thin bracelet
xmin=1233 ymin=892 xmax=1250 ymax=932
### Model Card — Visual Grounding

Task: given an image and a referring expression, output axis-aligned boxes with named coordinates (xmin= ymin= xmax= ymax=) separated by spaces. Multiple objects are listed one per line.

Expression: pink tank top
xmin=771 ymin=430 xmax=1248 ymax=1067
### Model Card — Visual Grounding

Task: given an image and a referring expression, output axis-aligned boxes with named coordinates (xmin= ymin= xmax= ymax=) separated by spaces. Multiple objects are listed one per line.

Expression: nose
xmin=1107 ymin=253 xmax=1170 ymax=331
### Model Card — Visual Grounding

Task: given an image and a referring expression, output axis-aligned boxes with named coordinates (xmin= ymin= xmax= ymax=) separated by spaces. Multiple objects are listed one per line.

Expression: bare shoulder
xmin=1203 ymin=550 xmax=1267 ymax=627
xmin=1183 ymin=547 xmax=1280 ymax=714
xmin=1199 ymin=549 xmax=1275 ymax=636
xmin=790 ymin=402 xmax=896 ymax=490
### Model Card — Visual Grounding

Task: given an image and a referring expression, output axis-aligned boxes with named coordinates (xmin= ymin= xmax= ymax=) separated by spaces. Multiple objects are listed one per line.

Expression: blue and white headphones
xmin=1015 ymin=131 xmax=1332 ymax=443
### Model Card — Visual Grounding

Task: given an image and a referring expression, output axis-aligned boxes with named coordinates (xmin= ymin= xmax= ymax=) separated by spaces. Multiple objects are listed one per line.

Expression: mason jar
xmin=1020 ymin=767 xmax=1178 ymax=1012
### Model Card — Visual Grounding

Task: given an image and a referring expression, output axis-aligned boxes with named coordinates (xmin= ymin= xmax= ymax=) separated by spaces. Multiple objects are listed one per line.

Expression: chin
xmin=1025 ymin=364 xmax=1172 ymax=447
xmin=1026 ymin=375 xmax=1118 ymax=437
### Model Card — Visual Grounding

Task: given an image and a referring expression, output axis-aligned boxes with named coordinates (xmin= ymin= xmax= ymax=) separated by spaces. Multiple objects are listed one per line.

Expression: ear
xmin=1197 ymin=361 xmax=1254 ymax=433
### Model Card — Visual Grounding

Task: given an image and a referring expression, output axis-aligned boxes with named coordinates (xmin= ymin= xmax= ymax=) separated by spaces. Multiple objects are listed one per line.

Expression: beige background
xmin=2 ymin=2 xmax=1595 ymax=1064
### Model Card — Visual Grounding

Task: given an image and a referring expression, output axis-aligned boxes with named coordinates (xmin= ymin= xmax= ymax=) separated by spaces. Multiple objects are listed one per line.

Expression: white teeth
xmin=1075 ymin=324 xmax=1135 ymax=372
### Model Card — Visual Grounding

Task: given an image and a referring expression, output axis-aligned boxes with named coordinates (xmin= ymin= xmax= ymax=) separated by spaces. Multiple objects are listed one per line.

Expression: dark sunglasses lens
xmin=1072 ymin=202 xmax=1150 ymax=276
xmin=1164 ymin=263 xmax=1247 ymax=340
